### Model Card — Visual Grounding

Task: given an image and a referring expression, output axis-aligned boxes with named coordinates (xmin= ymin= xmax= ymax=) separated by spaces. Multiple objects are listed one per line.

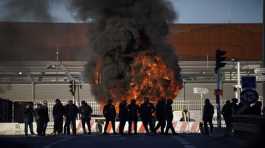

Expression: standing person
xmin=128 ymin=99 xmax=139 ymax=135
xmin=64 ymin=100 xmax=79 ymax=135
xmin=165 ymin=99 xmax=176 ymax=135
xmin=231 ymin=98 xmax=239 ymax=114
xmin=52 ymin=99 xmax=64 ymax=135
xmin=35 ymin=103 xmax=45 ymax=136
xmin=103 ymin=99 xmax=117 ymax=134
xmin=202 ymin=99 xmax=214 ymax=136
xmin=222 ymin=100 xmax=233 ymax=136
xmin=250 ymin=101 xmax=262 ymax=115
xmin=24 ymin=104 xmax=35 ymax=136
xmin=42 ymin=100 xmax=49 ymax=136
xmin=118 ymin=100 xmax=128 ymax=135
xmin=79 ymin=101 xmax=93 ymax=134
xmin=140 ymin=97 xmax=155 ymax=134
xmin=154 ymin=98 xmax=167 ymax=134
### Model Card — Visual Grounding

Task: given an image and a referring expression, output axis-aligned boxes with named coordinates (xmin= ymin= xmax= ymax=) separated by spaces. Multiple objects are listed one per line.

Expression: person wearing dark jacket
xmin=64 ymin=100 xmax=79 ymax=135
xmin=42 ymin=100 xmax=49 ymax=136
xmin=165 ymin=99 xmax=176 ymax=135
xmin=202 ymin=99 xmax=214 ymax=135
xmin=250 ymin=101 xmax=262 ymax=115
xmin=79 ymin=101 xmax=93 ymax=134
xmin=24 ymin=104 xmax=35 ymax=136
xmin=127 ymin=99 xmax=139 ymax=135
xmin=154 ymin=98 xmax=167 ymax=134
xmin=103 ymin=99 xmax=117 ymax=134
xmin=140 ymin=97 xmax=155 ymax=134
xmin=52 ymin=99 xmax=64 ymax=135
xmin=35 ymin=103 xmax=45 ymax=136
xmin=222 ymin=100 xmax=233 ymax=136
xmin=118 ymin=100 xmax=128 ymax=135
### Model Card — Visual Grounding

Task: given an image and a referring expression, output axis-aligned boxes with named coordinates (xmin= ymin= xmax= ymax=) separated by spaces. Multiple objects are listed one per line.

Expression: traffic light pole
xmin=216 ymin=69 xmax=222 ymax=128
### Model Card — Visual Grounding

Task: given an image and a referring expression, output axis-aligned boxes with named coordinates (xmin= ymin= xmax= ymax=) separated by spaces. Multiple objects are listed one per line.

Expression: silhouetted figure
xmin=118 ymin=100 xmax=128 ymax=135
xmin=52 ymin=99 xmax=64 ymax=135
xmin=222 ymin=100 xmax=233 ymax=136
xmin=250 ymin=101 xmax=262 ymax=115
xmin=180 ymin=109 xmax=190 ymax=122
xmin=128 ymin=99 xmax=139 ymax=135
xmin=103 ymin=99 xmax=117 ymax=134
xmin=140 ymin=97 xmax=155 ymax=134
xmin=231 ymin=98 xmax=239 ymax=114
xmin=35 ymin=103 xmax=45 ymax=136
xmin=64 ymin=100 xmax=79 ymax=135
xmin=79 ymin=101 xmax=93 ymax=134
xmin=165 ymin=99 xmax=176 ymax=135
xmin=42 ymin=100 xmax=49 ymax=136
xmin=154 ymin=98 xmax=167 ymax=134
xmin=202 ymin=99 xmax=214 ymax=135
xmin=24 ymin=104 xmax=35 ymax=136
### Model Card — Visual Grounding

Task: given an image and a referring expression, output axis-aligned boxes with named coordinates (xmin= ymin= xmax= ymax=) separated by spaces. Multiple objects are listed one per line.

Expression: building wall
xmin=1 ymin=82 xmax=263 ymax=104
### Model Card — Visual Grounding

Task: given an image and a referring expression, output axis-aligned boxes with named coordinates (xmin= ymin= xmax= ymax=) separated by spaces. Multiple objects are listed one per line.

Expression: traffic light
xmin=215 ymin=49 xmax=227 ymax=73
xmin=69 ymin=80 xmax=76 ymax=96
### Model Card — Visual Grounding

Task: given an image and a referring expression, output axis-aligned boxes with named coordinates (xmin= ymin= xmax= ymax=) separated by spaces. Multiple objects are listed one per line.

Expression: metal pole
xmin=201 ymin=93 xmax=203 ymax=121
xmin=77 ymin=83 xmax=80 ymax=107
xmin=216 ymin=69 xmax=222 ymax=128
xmin=262 ymin=0 xmax=265 ymax=105
xmin=32 ymin=82 xmax=36 ymax=105
xmin=236 ymin=61 xmax=241 ymax=99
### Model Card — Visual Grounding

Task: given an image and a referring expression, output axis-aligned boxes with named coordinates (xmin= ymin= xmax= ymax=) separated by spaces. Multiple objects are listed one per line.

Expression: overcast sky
xmin=0 ymin=0 xmax=262 ymax=23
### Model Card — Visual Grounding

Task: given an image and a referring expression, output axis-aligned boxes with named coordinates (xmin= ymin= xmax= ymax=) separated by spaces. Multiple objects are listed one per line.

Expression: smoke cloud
xmin=71 ymin=0 xmax=183 ymax=101
xmin=3 ymin=0 xmax=52 ymax=21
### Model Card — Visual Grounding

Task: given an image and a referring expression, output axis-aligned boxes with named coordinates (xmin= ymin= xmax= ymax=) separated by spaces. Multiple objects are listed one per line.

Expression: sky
xmin=0 ymin=0 xmax=262 ymax=23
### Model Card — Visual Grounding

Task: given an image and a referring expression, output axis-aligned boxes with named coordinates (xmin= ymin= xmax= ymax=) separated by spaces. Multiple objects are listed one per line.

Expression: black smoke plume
xmin=72 ymin=0 xmax=183 ymax=101
xmin=3 ymin=0 xmax=52 ymax=21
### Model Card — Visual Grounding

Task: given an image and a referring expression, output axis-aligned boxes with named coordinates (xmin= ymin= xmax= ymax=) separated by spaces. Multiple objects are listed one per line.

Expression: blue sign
xmin=241 ymin=76 xmax=256 ymax=90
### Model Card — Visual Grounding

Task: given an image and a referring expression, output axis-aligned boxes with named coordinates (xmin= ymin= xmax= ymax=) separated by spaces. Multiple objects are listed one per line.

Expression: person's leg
xmin=142 ymin=120 xmax=149 ymax=134
xmin=72 ymin=119 xmax=77 ymax=135
xmin=29 ymin=122 xmax=34 ymax=135
xmin=53 ymin=118 xmax=58 ymax=134
xmin=119 ymin=120 xmax=125 ymax=134
xmin=81 ymin=119 xmax=87 ymax=134
xmin=165 ymin=120 xmax=169 ymax=134
xmin=209 ymin=120 xmax=213 ymax=134
xmin=43 ymin=122 xmax=48 ymax=136
xmin=58 ymin=118 xmax=63 ymax=134
xmin=203 ymin=121 xmax=209 ymax=135
xmin=128 ymin=120 xmax=132 ymax=134
xmin=134 ymin=120 xmax=138 ymax=134
xmin=24 ymin=121 xmax=28 ymax=136
xmin=111 ymin=120 xmax=116 ymax=134
xmin=154 ymin=120 xmax=161 ymax=133
xmin=169 ymin=120 xmax=176 ymax=134
xmin=160 ymin=120 xmax=166 ymax=134
xmin=64 ymin=119 xmax=71 ymax=135
xmin=104 ymin=120 xmax=110 ymax=134
xmin=87 ymin=119 xmax=91 ymax=134
xmin=149 ymin=118 xmax=155 ymax=133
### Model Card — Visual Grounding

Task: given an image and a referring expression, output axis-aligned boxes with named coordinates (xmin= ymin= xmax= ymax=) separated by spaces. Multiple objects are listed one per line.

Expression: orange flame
xmin=94 ymin=51 xmax=182 ymax=109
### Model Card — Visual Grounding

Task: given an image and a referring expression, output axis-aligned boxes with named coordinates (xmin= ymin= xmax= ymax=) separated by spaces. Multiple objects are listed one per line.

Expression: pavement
xmin=0 ymin=128 xmax=252 ymax=148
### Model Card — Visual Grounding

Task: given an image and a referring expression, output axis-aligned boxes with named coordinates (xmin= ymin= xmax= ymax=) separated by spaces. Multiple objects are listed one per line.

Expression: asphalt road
xmin=0 ymin=133 xmax=246 ymax=148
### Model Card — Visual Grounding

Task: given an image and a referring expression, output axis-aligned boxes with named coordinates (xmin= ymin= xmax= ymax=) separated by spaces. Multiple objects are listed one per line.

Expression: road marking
xmin=174 ymin=136 xmax=196 ymax=148
xmin=43 ymin=136 xmax=76 ymax=148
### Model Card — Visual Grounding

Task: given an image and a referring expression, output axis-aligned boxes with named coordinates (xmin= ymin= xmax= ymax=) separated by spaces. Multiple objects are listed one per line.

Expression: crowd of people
xmin=102 ymin=97 xmax=176 ymax=135
xmin=24 ymin=99 xmax=92 ymax=136
xmin=201 ymin=97 xmax=264 ymax=136
xmin=24 ymin=97 xmax=264 ymax=137
xmin=23 ymin=97 xmax=176 ymax=136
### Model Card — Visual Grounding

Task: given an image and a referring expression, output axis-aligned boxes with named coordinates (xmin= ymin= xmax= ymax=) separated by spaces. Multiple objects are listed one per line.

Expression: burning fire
xmin=94 ymin=51 xmax=182 ymax=106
